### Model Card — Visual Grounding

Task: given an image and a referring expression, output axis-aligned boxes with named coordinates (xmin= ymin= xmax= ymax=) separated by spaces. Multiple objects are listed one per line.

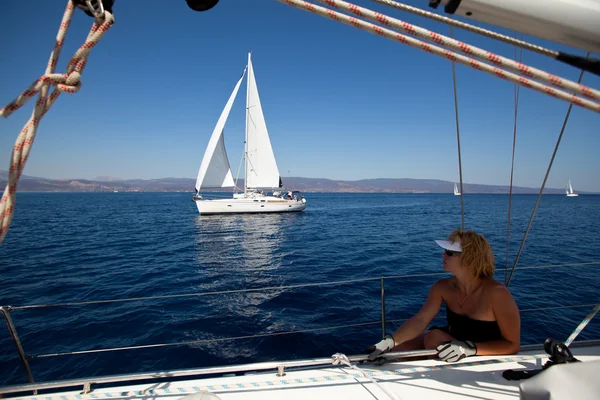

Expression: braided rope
xmin=565 ymin=304 xmax=600 ymax=346
xmin=332 ymin=353 xmax=401 ymax=400
xmin=371 ymin=0 xmax=558 ymax=58
xmin=279 ymin=0 xmax=600 ymax=113
xmin=318 ymin=0 xmax=600 ymax=102
xmin=0 ymin=1 xmax=114 ymax=244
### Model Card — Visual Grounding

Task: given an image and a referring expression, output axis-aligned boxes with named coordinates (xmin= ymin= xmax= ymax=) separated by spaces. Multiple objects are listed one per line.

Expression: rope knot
xmin=40 ymin=72 xmax=82 ymax=95
xmin=0 ymin=2 xmax=114 ymax=244
xmin=58 ymin=71 xmax=83 ymax=94
xmin=332 ymin=353 xmax=351 ymax=366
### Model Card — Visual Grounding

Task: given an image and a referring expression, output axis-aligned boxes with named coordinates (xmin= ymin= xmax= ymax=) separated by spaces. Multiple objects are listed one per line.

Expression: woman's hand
xmin=366 ymin=335 xmax=395 ymax=360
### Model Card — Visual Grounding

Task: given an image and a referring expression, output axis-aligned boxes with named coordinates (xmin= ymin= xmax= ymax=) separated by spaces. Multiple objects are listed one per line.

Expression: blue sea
xmin=0 ymin=192 xmax=599 ymax=386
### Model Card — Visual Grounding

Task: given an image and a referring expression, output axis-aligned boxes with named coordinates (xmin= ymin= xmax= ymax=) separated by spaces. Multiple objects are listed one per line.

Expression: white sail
xmin=566 ymin=179 xmax=579 ymax=196
xmin=193 ymin=53 xmax=306 ymax=216
xmin=454 ymin=183 xmax=460 ymax=195
xmin=195 ymin=70 xmax=246 ymax=191
xmin=245 ymin=53 xmax=281 ymax=190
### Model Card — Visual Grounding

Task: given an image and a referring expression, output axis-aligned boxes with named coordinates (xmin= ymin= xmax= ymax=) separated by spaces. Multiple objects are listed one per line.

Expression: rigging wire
xmin=234 ymin=141 xmax=245 ymax=193
xmin=28 ymin=303 xmax=600 ymax=359
xmin=9 ymin=261 xmax=599 ymax=311
xmin=449 ymin=25 xmax=464 ymax=230
xmin=505 ymin=35 xmax=523 ymax=284
xmin=506 ymin=54 xmax=591 ymax=287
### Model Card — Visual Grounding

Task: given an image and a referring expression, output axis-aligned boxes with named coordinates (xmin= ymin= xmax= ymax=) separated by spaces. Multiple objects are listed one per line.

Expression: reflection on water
xmin=190 ymin=214 xmax=297 ymax=351
xmin=194 ymin=213 xmax=286 ymax=273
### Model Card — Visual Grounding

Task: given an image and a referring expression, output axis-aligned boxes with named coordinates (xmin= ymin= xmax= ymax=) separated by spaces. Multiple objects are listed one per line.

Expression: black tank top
xmin=446 ymin=306 xmax=504 ymax=342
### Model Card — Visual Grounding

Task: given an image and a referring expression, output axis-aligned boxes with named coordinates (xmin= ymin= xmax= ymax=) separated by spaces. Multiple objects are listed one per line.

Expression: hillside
xmin=0 ymin=171 xmax=588 ymax=194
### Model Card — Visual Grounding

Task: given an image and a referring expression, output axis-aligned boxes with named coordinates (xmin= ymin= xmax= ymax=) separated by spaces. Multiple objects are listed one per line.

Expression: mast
xmin=244 ymin=51 xmax=251 ymax=194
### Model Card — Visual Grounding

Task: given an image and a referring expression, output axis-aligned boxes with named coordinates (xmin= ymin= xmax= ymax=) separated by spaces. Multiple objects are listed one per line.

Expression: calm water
xmin=0 ymin=192 xmax=599 ymax=386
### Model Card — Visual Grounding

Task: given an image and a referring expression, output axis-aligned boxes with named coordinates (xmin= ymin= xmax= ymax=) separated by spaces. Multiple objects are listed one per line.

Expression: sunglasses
xmin=444 ymin=249 xmax=462 ymax=257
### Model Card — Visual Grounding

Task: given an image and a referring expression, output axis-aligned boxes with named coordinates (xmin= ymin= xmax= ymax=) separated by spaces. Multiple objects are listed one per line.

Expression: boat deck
xmin=5 ymin=345 xmax=600 ymax=400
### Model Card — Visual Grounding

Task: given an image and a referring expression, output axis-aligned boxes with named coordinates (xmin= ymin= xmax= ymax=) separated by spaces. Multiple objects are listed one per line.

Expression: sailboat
xmin=192 ymin=52 xmax=306 ymax=215
xmin=566 ymin=179 xmax=579 ymax=197
xmin=453 ymin=183 xmax=460 ymax=196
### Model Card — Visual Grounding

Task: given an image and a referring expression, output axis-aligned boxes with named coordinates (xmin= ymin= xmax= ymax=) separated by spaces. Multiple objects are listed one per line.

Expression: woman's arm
xmin=474 ymin=284 xmax=521 ymax=355
xmin=390 ymin=279 xmax=445 ymax=345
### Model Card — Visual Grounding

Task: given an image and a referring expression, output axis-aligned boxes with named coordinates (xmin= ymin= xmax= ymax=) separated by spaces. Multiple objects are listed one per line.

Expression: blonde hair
xmin=448 ymin=229 xmax=495 ymax=280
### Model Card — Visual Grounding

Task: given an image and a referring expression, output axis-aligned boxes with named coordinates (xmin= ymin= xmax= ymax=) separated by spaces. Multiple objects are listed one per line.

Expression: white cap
xmin=435 ymin=239 xmax=463 ymax=252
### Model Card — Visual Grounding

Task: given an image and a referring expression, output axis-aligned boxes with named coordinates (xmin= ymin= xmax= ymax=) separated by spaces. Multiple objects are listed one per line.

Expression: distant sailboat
xmin=454 ymin=183 xmax=461 ymax=196
xmin=192 ymin=52 xmax=307 ymax=215
xmin=566 ymin=179 xmax=579 ymax=197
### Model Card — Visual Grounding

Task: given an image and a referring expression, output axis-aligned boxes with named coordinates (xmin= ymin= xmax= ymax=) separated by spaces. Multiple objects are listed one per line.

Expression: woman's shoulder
xmin=432 ymin=277 xmax=457 ymax=291
xmin=483 ymin=277 xmax=510 ymax=291
xmin=483 ymin=278 xmax=518 ymax=302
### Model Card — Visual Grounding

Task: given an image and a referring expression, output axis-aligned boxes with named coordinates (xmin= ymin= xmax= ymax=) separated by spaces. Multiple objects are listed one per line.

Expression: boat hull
xmin=194 ymin=196 xmax=306 ymax=215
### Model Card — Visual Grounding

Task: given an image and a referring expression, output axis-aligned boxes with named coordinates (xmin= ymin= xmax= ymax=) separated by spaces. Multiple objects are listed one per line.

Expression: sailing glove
xmin=436 ymin=340 xmax=477 ymax=363
xmin=366 ymin=335 xmax=395 ymax=361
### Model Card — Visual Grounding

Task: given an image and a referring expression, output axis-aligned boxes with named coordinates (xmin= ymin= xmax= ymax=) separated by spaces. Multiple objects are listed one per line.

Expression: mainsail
xmin=566 ymin=179 xmax=577 ymax=196
xmin=245 ymin=53 xmax=282 ymax=190
xmin=569 ymin=180 xmax=574 ymax=194
xmin=195 ymin=69 xmax=247 ymax=191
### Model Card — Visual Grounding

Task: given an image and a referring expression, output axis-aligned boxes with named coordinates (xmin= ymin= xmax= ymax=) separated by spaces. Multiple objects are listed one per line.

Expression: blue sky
xmin=1 ymin=0 xmax=599 ymax=192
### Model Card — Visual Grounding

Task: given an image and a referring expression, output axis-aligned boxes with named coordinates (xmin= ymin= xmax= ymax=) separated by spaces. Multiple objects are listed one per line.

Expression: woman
xmin=368 ymin=229 xmax=520 ymax=363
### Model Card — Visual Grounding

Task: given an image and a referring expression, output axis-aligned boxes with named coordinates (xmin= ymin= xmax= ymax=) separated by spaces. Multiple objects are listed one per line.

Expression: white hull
xmin=567 ymin=193 xmax=579 ymax=197
xmin=195 ymin=195 xmax=306 ymax=215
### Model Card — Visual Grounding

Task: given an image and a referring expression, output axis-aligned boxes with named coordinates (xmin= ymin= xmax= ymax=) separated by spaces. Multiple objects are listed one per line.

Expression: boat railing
xmin=1 ymin=261 xmax=599 ymax=393
xmin=3 ymin=339 xmax=600 ymax=398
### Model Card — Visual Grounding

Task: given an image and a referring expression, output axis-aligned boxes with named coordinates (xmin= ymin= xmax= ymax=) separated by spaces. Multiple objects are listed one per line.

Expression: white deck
xmin=6 ymin=345 xmax=600 ymax=400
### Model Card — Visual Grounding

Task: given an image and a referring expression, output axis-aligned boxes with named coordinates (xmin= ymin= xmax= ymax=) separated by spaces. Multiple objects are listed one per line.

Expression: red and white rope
xmin=318 ymin=0 xmax=600 ymax=102
xmin=0 ymin=1 xmax=114 ymax=244
xmin=278 ymin=0 xmax=600 ymax=114
xmin=371 ymin=0 xmax=558 ymax=59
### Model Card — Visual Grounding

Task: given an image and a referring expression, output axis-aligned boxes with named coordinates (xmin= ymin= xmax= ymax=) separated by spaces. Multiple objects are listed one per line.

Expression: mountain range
xmin=0 ymin=171 xmax=591 ymax=194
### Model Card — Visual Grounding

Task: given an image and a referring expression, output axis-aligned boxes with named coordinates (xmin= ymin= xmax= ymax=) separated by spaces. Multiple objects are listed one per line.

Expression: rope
xmin=0 ymin=1 xmax=115 ymax=245
xmin=316 ymin=0 xmax=600 ymax=103
xmin=449 ymin=25 xmax=464 ymax=230
xmin=505 ymin=57 xmax=589 ymax=286
xmin=278 ymin=0 xmax=600 ymax=113
xmin=565 ymin=304 xmax=600 ymax=346
xmin=332 ymin=353 xmax=402 ymax=400
xmin=505 ymin=36 xmax=523 ymax=284
xmin=370 ymin=0 xmax=558 ymax=59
